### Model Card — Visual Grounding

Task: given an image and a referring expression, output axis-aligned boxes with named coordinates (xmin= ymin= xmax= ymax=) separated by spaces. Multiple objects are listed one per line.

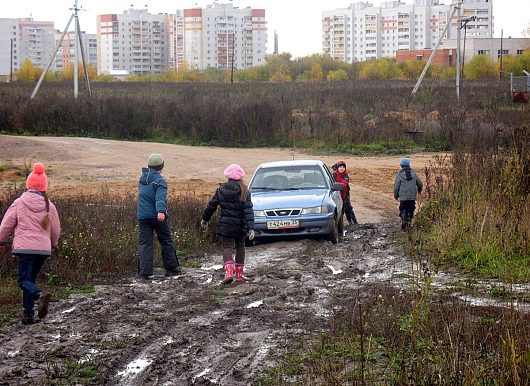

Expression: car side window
xmin=323 ymin=165 xmax=335 ymax=186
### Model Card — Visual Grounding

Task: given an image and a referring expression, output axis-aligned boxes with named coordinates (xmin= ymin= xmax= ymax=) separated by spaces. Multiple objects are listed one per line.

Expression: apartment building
xmin=95 ymin=3 xmax=266 ymax=75
xmin=96 ymin=9 xmax=171 ymax=75
xmin=0 ymin=18 xmax=56 ymax=77
xmin=173 ymin=3 xmax=267 ymax=71
xmin=0 ymin=19 xmax=18 ymax=77
xmin=55 ymin=31 xmax=97 ymax=71
xmin=323 ymin=0 xmax=493 ymax=62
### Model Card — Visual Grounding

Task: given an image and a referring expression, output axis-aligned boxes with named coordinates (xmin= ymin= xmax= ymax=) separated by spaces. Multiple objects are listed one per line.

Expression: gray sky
xmin=2 ymin=0 xmax=529 ymax=58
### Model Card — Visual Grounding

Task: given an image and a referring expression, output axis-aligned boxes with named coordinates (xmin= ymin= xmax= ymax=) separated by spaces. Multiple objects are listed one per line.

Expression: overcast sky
xmin=2 ymin=0 xmax=529 ymax=58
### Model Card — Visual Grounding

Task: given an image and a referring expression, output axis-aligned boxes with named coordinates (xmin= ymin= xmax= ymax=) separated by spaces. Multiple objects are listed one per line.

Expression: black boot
xmin=22 ymin=314 xmax=35 ymax=325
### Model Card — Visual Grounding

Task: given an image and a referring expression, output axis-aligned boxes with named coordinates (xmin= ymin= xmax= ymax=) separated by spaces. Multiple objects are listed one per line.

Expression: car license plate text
xmin=267 ymin=220 xmax=300 ymax=229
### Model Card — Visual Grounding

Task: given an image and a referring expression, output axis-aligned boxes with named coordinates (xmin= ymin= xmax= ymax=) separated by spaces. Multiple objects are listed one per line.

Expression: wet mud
xmin=0 ymin=222 xmax=411 ymax=385
xmin=0 ymin=222 xmax=528 ymax=385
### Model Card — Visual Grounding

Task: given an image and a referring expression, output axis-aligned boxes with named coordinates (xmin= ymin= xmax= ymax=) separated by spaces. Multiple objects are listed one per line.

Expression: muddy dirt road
xmin=0 ymin=222 xmax=413 ymax=385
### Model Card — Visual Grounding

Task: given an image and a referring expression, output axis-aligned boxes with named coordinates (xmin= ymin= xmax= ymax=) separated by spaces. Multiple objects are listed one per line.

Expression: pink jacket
xmin=0 ymin=191 xmax=61 ymax=255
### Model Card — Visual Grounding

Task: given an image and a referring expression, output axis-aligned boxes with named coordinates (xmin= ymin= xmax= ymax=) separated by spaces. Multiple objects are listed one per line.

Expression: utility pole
xmin=74 ymin=0 xmax=79 ymax=98
xmin=10 ymin=38 xmax=13 ymax=82
xmin=456 ymin=3 xmax=462 ymax=99
xmin=31 ymin=0 xmax=91 ymax=99
xmin=412 ymin=4 xmax=459 ymax=95
xmin=460 ymin=16 xmax=475 ymax=79
xmin=230 ymin=31 xmax=235 ymax=84
xmin=499 ymin=29 xmax=504 ymax=80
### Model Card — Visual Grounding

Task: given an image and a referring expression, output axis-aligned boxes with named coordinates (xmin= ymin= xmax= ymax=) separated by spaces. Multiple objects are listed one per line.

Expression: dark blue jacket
xmin=137 ymin=167 xmax=168 ymax=220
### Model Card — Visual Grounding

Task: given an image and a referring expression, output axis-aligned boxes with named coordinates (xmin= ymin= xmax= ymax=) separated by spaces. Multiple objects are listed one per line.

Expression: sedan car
xmin=248 ymin=160 xmax=344 ymax=244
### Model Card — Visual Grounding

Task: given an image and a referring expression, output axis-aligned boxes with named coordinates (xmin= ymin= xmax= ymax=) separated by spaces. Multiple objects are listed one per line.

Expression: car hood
xmin=251 ymin=189 xmax=327 ymax=210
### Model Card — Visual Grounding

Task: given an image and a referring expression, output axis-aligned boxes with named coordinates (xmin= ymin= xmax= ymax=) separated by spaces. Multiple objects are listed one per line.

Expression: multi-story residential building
xmin=55 ymin=31 xmax=97 ymax=72
xmin=323 ymin=0 xmax=493 ymax=62
xmin=0 ymin=18 xmax=56 ymax=77
xmin=87 ymin=34 xmax=98 ymax=68
xmin=96 ymin=8 xmax=171 ymax=76
xmin=173 ymin=3 xmax=267 ymax=71
xmin=95 ymin=3 xmax=266 ymax=75
xmin=18 ymin=19 xmax=56 ymax=70
xmin=0 ymin=18 xmax=19 ymax=78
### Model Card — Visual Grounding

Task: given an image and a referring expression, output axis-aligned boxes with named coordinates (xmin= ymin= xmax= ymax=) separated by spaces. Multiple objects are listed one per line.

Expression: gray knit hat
xmin=147 ymin=154 xmax=164 ymax=171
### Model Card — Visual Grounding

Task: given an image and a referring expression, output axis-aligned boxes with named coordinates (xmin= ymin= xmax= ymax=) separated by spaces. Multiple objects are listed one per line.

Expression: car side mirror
xmin=332 ymin=182 xmax=344 ymax=191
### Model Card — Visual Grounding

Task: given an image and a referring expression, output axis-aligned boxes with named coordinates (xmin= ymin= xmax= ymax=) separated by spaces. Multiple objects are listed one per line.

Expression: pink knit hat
xmin=223 ymin=164 xmax=245 ymax=181
xmin=26 ymin=163 xmax=48 ymax=192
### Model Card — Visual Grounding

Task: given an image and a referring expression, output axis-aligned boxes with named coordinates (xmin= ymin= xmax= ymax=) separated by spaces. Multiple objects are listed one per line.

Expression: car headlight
xmin=254 ymin=210 xmax=266 ymax=217
xmin=301 ymin=206 xmax=328 ymax=215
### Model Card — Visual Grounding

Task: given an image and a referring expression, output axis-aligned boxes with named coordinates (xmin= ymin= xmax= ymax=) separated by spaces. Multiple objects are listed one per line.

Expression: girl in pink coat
xmin=0 ymin=163 xmax=61 ymax=324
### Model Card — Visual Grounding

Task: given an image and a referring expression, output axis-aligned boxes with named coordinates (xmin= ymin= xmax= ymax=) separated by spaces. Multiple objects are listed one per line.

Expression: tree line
xmin=11 ymin=50 xmax=530 ymax=83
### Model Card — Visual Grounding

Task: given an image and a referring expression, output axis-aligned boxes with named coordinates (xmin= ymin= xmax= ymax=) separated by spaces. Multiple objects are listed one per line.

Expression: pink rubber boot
xmin=223 ymin=261 xmax=234 ymax=284
xmin=235 ymin=264 xmax=249 ymax=281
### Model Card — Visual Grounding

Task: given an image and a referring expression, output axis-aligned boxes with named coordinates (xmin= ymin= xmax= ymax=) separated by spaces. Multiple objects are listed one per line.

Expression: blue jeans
xmin=17 ymin=254 xmax=47 ymax=317
xmin=138 ymin=219 xmax=180 ymax=277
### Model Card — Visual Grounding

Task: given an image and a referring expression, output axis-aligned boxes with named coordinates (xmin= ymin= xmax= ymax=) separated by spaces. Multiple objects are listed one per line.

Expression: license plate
xmin=267 ymin=220 xmax=300 ymax=229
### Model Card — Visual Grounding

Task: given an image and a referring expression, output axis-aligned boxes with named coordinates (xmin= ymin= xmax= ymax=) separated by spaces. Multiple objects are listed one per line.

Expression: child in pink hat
xmin=201 ymin=164 xmax=255 ymax=284
xmin=0 ymin=163 xmax=61 ymax=324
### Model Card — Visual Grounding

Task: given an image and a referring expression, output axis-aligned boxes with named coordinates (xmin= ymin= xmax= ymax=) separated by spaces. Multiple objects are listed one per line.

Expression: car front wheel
xmin=327 ymin=215 xmax=339 ymax=244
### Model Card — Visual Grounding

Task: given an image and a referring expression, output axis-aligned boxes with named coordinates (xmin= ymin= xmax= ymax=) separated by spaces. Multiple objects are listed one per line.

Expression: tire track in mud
xmin=0 ymin=222 xmax=413 ymax=385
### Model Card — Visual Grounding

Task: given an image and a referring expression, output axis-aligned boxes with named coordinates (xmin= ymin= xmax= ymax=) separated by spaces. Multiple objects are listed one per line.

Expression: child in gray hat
xmin=136 ymin=154 xmax=181 ymax=279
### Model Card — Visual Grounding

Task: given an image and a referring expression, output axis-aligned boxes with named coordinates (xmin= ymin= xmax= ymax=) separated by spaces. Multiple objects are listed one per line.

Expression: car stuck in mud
xmin=248 ymin=160 xmax=344 ymax=244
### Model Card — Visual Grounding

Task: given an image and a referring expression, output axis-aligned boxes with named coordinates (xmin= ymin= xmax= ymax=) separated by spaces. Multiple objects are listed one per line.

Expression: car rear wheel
xmin=327 ymin=215 xmax=339 ymax=244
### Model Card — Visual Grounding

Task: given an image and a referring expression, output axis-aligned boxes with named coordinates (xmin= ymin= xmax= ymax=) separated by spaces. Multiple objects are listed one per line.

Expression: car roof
xmin=256 ymin=160 xmax=325 ymax=169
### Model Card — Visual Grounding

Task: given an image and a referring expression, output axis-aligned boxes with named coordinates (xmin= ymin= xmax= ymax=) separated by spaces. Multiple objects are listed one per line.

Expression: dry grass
xmin=413 ymin=126 xmax=530 ymax=282
xmin=257 ymin=284 xmax=530 ymax=385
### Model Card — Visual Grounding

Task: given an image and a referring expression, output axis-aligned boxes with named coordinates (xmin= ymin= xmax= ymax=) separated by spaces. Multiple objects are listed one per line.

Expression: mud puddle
xmin=0 ymin=222 xmax=527 ymax=385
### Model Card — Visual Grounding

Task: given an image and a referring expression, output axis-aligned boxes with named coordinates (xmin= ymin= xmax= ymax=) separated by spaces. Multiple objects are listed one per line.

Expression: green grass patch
xmin=45 ymin=357 xmax=101 ymax=384
xmin=256 ymin=330 xmax=387 ymax=385
xmin=410 ymin=148 xmax=530 ymax=283
xmin=294 ymin=139 xmax=429 ymax=156
xmin=411 ymin=219 xmax=530 ymax=282
xmin=0 ymin=277 xmax=21 ymax=328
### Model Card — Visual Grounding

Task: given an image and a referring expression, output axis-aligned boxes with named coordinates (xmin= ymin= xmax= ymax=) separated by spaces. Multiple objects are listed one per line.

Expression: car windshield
xmin=250 ymin=165 xmax=329 ymax=192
